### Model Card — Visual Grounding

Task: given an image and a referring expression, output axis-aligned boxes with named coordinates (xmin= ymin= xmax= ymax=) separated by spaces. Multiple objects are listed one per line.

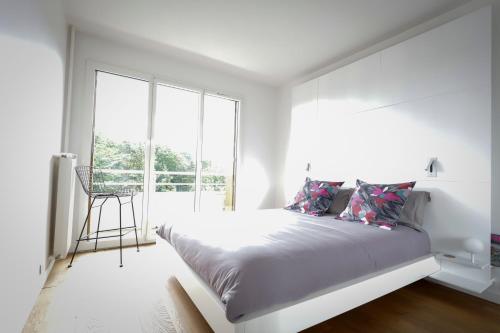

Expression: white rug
xmin=43 ymin=245 xmax=179 ymax=333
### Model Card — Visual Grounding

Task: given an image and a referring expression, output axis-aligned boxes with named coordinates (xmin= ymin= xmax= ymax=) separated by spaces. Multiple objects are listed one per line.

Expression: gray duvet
xmin=157 ymin=209 xmax=430 ymax=323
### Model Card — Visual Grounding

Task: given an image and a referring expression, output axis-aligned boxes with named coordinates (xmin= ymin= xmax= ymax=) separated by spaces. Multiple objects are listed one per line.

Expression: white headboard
xmin=285 ymin=7 xmax=492 ymax=273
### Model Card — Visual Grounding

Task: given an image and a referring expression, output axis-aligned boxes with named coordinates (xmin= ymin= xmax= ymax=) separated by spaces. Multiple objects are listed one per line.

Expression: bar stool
xmin=68 ymin=165 xmax=140 ymax=268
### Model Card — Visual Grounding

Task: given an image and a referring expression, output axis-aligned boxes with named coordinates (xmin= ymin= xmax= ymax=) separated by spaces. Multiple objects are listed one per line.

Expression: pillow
xmin=285 ymin=178 xmax=344 ymax=216
xmin=398 ymin=191 xmax=431 ymax=227
xmin=338 ymin=179 xmax=416 ymax=230
xmin=492 ymin=234 xmax=500 ymax=267
xmin=330 ymin=189 xmax=430 ymax=229
xmin=328 ymin=188 xmax=355 ymax=215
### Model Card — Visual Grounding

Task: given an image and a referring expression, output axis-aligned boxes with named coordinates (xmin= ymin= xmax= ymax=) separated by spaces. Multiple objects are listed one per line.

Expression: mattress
xmin=157 ymin=209 xmax=430 ymax=323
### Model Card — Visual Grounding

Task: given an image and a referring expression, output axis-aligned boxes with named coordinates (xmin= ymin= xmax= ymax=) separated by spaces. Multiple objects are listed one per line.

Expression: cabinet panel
xmin=318 ymin=53 xmax=382 ymax=117
xmin=284 ymin=80 xmax=318 ymax=199
xmin=380 ymin=7 xmax=491 ymax=105
xmin=422 ymin=180 xmax=491 ymax=264
xmin=315 ymin=87 xmax=490 ymax=183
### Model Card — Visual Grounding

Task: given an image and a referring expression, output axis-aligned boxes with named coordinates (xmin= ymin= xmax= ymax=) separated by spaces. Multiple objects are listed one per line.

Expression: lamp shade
xmin=463 ymin=238 xmax=484 ymax=254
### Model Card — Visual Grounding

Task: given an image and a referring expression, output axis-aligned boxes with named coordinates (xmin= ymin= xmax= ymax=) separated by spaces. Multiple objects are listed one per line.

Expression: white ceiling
xmin=63 ymin=0 xmax=471 ymax=86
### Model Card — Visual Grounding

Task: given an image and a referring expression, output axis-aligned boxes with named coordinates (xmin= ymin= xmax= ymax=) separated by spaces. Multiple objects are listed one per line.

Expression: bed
xmin=158 ymin=208 xmax=440 ymax=333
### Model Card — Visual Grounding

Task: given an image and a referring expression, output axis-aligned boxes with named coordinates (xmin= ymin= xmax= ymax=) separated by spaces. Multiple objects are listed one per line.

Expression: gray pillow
xmin=398 ymin=191 xmax=431 ymax=227
xmin=329 ymin=189 xmax=431 ymax=229
xmin=328 ymin=188 xmax=355 ymax=215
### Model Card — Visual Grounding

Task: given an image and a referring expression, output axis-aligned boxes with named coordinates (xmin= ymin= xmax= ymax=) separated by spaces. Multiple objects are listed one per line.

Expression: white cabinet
xmin=288 ymin=6 xmax=493 ymax=292
xmin=380 ymin=7 xmax=491 ymax=106
xmin=283 ymin=80 xmax=318 ymax=198
xmin=318 ymin=53 xmax=382 ymax=117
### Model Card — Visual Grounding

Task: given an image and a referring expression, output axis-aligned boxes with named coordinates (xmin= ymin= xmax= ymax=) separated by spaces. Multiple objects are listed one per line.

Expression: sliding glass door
xmin=147 ymin=84 xmax=239 ymax=227
xmin=148 ymin=84 xmax=200 ymax=224
xmin=91 ymin=71 xmax=149 ymax=234
xmin=90 ymin=69 xmax=239 ymax=238
xmin=200 ymin=94 xmax=238 ymax=212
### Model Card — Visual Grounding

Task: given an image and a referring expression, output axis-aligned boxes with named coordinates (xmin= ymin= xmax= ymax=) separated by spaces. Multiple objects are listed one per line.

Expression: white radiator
xmin=53 ymin=153 xmax=77 ymax=259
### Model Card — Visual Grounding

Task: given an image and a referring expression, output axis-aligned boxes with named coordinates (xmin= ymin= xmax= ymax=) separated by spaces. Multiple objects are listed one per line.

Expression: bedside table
xmin=429 ymin=253 xmax=494 ymax=293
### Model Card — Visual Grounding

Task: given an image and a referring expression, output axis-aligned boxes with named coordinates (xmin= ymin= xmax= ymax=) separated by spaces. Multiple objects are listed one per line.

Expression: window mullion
xmin=194 ymin=91 xmax=205 ymax=212
xmin=231 ymin=101 xmax=239 ymax=210
xmin=143 ymin=80 xmax=156 ymax=238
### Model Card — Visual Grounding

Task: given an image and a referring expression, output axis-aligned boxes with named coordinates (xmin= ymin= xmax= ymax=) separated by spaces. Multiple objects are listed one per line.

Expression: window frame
xmin=86 ymin=61 xmax=241 ymax=243
xmin=198 ymin=91 xmax=240 ymax=212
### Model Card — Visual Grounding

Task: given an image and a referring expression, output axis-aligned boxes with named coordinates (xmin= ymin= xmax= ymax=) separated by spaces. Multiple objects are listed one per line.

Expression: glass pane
xmin=148 ymin=84 xmax=200 ymax=224
xmin=91 ymin=71 xmax=149 ymax=233
xmin=200 ymin=95 xmax=237 ymax=211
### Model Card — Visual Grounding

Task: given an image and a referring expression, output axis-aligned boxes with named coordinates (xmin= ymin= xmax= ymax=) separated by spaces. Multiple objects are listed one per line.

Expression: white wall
xmin=67 ymin=31 xmax=278 ymax=243
xmin=492 ymin=1 xmax=500 ymax=236
xmin=276 ymin=6 xmax=493 ymax=291
xmin=0 ymin=0 xmax=67 ymax=331
xmin=489 ymin=1 xmax=500 ymax=299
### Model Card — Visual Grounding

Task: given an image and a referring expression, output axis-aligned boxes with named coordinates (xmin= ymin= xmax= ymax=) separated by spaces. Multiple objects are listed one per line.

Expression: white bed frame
xmin=162 ymin=241 xmax=440 ymax=333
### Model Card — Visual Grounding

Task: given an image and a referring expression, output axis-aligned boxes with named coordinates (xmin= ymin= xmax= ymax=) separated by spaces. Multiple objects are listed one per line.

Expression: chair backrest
xmin=75 ymin=166 xmax=106 ymax=195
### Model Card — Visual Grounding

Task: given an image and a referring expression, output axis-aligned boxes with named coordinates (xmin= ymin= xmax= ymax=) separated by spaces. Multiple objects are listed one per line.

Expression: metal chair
xmin=68 ymin=166 xmax=140 ymax=268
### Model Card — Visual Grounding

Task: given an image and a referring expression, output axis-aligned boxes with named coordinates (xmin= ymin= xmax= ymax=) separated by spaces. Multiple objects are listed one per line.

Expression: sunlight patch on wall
xmin=236 ymin=157 xmax=270 ymax=210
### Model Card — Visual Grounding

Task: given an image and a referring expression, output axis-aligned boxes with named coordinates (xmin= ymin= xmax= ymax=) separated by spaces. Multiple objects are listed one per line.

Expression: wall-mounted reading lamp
xmin=425 ymin=157 xmax=437 ymax=177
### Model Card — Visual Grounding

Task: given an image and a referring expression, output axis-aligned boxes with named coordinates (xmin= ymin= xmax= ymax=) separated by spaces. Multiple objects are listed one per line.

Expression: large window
xmin=90 ymin=71 xmax=149 ymax=234
xmin=90 ymin=70 xmax=239 ymax=237
xmin=148 ymin=86 xmax=238 ymax=221
xmin=200 ymin=94 xmax=238 ymax=211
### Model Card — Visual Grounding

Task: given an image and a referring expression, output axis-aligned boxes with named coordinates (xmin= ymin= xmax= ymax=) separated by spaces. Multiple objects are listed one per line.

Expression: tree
xmin=154 ymin=145 xmax=195 ymax=192
xmin=92 ymin=134 xmax=226 ymax=193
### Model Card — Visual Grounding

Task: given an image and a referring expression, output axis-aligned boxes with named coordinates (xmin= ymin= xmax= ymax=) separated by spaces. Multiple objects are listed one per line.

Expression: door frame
xmin=84 ymin=60 xmax=241 ymax=246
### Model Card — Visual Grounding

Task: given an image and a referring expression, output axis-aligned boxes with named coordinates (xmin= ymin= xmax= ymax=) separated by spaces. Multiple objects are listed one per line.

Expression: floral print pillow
xmin=492 ymin=234 xmax=500 ymax=268
xmin=338 ymin=179 xmax=416 ymax=230
xmin=285 ymin=178 xmax=344 ymax=216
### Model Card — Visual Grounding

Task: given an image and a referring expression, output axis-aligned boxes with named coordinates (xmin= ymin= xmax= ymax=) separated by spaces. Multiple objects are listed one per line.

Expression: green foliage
xmin=93 ymin=135 xmax=144 ymax=191
xmin=154 ymin=145 xmax=195 ymax=192
xmin=94 ymin=135 xmax=145 ymax=170
xmin=93 ymin=135 xmax=227 ymax=193
xmin=154 ymin=145 xmax=195 ymax=172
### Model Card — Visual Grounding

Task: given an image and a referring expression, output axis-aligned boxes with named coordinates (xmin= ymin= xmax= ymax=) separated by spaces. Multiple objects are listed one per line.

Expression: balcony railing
xmin=97 ymin=168 xmax=227 ymax=190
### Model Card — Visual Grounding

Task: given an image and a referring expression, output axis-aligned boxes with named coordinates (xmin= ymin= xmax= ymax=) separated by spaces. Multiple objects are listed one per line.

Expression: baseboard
xmin=69 ymin=236 xmax=156 ymax=254
xmin=43 ymin=256 xmax=56 ymax=282
xmin=23 ymin=255 xmax=57 ymax=331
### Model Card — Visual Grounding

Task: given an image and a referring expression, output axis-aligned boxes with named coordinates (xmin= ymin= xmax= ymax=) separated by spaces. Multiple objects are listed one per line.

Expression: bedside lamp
xmin=463 ymin=238 xmax=484 ymax=265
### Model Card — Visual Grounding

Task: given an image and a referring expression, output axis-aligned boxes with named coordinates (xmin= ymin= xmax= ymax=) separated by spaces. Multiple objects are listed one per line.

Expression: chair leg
xmin=118 ymin=197 xmax=123 ymax=267
xmin=94 ymin=202 xmax=104 ymax=252
xmin=94 ymin=198 xmax=108 ymax=252
xmin=68 ymin=197 xmax=95 ymax=268
xmin=131 ymin=195 xmax=140 ymax=252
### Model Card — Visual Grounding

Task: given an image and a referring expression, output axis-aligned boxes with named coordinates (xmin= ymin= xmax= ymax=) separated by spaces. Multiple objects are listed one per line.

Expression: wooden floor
xmin=24 ymin=245 xmax=500 ymax=333
xmin=304 ymin=280 xmax=500 ymax=333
